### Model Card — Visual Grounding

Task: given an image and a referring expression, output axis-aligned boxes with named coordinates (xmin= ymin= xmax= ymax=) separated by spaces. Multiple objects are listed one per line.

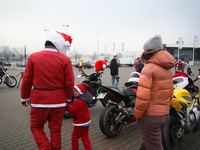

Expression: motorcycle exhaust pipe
xmin=119 ymin=108 xmax=131 ymax=120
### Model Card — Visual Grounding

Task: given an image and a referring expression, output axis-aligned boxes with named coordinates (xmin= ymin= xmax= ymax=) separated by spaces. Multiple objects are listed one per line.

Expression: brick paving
xmin=0 ymin=66 xmax=200 ymax=150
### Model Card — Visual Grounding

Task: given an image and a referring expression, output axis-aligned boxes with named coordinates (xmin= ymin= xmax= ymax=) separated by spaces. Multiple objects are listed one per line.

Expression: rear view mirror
xmin=77 ymin=75 xmax=82 ymax=78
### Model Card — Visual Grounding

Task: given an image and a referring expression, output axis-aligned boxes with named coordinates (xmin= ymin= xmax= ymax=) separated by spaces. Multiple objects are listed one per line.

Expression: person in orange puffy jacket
xmin=21 ymin=31 xmax=74 ymax=150
xmin=135 ymin=35 xmax=176 ymax=150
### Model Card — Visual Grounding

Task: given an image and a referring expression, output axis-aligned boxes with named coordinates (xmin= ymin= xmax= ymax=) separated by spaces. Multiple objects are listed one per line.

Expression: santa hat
xmin=173 ymin=72 xmax=189 ymax=89
xmin=128 ymin=72 xmax=140 ymax=82
xmin=74 ymin=83 xmax=93 ymax=95
xmin=45 ymin=31 xmax=73 ymax=55
xmin=94 ymin=60 xmax=107 ymax=71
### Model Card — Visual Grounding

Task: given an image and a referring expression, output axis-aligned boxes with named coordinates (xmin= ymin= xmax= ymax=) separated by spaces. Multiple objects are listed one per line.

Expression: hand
xmin=22 ymin=101 xmax=29 ymax=107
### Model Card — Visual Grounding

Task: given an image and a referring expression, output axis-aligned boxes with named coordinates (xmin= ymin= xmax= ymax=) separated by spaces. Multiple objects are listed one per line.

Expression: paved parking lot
xmin=0 ymin=66 xmax=200 ymax=150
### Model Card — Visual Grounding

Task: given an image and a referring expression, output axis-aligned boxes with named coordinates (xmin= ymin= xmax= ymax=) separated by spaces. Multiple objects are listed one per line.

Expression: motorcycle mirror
xmin=77 ymin=75 xmax=82 ymax=78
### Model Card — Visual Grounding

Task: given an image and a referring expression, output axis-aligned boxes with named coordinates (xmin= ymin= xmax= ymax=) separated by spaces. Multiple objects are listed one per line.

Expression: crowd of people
xmin=20 ymin=31 xmax=196 ymax=150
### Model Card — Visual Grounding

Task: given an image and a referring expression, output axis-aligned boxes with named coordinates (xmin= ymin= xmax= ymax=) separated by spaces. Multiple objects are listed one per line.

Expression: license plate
xmin=97 ymin=93 xmax=107 ymax=99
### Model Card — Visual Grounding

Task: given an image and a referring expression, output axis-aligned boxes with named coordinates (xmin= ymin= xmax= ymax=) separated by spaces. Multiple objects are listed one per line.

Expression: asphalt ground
xmin=0 ymin=65 xmax=200 ymax=150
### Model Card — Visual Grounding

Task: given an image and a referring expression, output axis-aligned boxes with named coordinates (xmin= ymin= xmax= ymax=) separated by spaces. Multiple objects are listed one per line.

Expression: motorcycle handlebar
xmin=81 ymin=69 xmax=103 ymax=77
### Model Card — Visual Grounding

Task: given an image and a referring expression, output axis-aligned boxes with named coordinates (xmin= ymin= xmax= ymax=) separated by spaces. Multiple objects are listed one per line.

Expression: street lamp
xmin=44 ymin=29 xmax=50 ymax=38
xmin=63 ymin=25 xmax=69 ymax=34
xmin=97 ymin=32 xmax=99 ymax=60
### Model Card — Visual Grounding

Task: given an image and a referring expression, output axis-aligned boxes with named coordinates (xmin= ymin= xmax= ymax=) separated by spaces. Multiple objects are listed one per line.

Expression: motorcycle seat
xmin=103 ymin=85 xmax=124 ymax=97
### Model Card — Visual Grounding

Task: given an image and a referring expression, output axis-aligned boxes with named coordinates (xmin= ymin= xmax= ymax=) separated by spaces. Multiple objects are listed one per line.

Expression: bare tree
xmin=90 ymin=52 xmax=97 ymax=62
xmin=104 ymin=54 xmax=111 ymax=61
xmin=3 ymin=48 xmax=12 ymax=62
xmin=70 ymin=50 xmax=82 ymax=62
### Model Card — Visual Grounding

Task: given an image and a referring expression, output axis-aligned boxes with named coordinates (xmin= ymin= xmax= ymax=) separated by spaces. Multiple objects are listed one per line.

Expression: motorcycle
xmin=63 ymin=69 xmax=108 ymax=118
xmin=162 ymin=70 xmax=200 ymax=150
xmin=98 ymin=81 xmax=138 ymax=137
xmin=0 ymin=66 xmax=17 ymax=88
xmin=77 ymin=69 xmax=109 ymax=107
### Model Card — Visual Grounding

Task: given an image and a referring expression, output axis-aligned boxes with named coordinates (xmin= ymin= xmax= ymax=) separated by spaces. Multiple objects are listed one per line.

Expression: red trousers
xmin=79 ymin=66 xmax=82 ymax=71
xmin=71 ymin=126 xmax=92 ymax=150
xmin=30 ymin=107 xmax=65 ymax=150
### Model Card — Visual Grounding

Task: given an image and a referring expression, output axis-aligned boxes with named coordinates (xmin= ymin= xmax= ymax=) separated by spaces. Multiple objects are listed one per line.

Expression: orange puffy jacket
xmin=135 ymin=50 xmax=176 ymax=118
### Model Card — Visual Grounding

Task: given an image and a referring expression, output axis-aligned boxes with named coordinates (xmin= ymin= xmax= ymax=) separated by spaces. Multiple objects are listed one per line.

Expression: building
xmin=164 ymin=44 xmax=200 ymax=64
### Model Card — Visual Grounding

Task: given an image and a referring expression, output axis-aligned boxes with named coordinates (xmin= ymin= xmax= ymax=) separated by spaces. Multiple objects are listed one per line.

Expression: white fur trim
xmin=103 ymin=64 xmax=106 ymax=69
xmin=128 ymin=77 xmax=139 ymax=83
xmin=21 ymin=97 xmax=30 ymax=102
xmin=173 ymin=77 xmax=189 ymax=89
xmin=73 ymin=120 xmax=91 ymax=126
xmin=44 ymin=48 xmax=58 ymax=52
xmin=74 ymin=85 xmax=83 ymax=94
xmin=65 ymin=41 xmax=71 ymax=47
xmin=67 ymin=99 xmax=71 ymax=102
xmin=31 ymin=103 xmax=66 ymax=108
xmin=46 ymin=32 xmax=67 ymax=55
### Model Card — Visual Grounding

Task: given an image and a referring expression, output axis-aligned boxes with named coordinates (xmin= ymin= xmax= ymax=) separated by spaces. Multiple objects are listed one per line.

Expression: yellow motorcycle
xmin=162 ymin=70 xmax=200 ymax=150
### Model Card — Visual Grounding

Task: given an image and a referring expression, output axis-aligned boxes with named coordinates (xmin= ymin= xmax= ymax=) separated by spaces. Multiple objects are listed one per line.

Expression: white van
xmin=118 ymin=58 xmax=135 ymax=67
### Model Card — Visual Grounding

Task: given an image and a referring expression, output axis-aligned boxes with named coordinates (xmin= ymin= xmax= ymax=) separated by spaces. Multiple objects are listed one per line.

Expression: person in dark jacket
xmin=136 ymin=59 xmax=144 ymax=73
xmin=110 ymin=54 xmax=119 ymax=86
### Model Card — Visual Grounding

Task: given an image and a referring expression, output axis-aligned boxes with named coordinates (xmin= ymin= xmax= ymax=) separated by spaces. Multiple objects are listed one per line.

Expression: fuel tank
xmin=173 ymin=89 xmax=193 ymax=108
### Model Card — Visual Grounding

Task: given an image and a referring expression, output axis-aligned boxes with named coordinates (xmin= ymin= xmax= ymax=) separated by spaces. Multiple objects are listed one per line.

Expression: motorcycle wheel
xmin=162 ymin=115 xmax=182 ymax=150
xmin=99 ymin=104 xmax=123 ymax=137
xmin=193 ymin=119 xmax=200 ymax=131
xmin=100 ymin=97 xmax=109 ymax=107
xmin=6 ymin=76 xmax=17 ymax=88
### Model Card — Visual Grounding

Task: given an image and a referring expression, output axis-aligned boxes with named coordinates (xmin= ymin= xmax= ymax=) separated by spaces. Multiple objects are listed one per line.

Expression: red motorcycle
xmin=98 ymin=81 xmax=138 ymax=137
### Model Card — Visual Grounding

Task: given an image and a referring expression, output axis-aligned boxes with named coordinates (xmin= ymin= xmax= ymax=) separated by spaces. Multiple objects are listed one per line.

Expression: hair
xmin=140 ymin=51 xmax=146 ymax=63
xmin=45 ymin=41 xmax=56 ymax=48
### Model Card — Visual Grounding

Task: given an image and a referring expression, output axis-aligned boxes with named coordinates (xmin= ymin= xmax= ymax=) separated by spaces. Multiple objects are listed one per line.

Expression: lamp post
xmin=63 ymin=25 xmax=69 ymax=34
xmin=44 ymin=29 xmax=50 ymax=38
xmin=97 ymin=32 xmax=99 ymax=60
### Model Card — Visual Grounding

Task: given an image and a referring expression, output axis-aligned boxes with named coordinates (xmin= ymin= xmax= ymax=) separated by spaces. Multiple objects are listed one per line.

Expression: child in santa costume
xmin=66 ymin=83 xmax=93 ymax=150
xmin=94 ymin=60 xmax=107 ymax=72
xmin=21 ymin=31 xmax=74 ymax=150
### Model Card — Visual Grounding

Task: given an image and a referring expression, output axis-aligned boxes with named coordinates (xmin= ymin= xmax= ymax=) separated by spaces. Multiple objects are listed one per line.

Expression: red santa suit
xmin=21 ymin=31 xmax=74 ymax=150
xmin=134 ymin=60 xmax=138 ymax=71
xmin=94 ymin=60 xmax=107 ymax=71
xmin=176 ymin=61 xmax=184 ymax=72
xmin=66 ymin=83 xmax=93 ymax=150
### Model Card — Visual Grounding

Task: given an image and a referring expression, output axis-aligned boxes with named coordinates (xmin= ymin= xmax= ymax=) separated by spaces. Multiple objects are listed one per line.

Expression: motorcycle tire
xmin=6 ymin=76 xmax=17 ymax=88
xmin=162 ymin=115 xmax=182 ymax=150
xmin=100 ymin=97 xmax=109 ymax=107
xmin=193 ymin=119 xmax=200 ymax=131
xmin=99 ymin=104 xmax=123 ymax=138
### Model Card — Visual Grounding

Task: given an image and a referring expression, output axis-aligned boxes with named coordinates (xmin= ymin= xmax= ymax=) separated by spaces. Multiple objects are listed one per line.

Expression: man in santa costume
xmin=21 ymin=31 xmax=74 ymax=150
xmin=66 ymin=83 xmax=93 ymax=150
xmin=175 ymin=59 xmax=184 ymax=73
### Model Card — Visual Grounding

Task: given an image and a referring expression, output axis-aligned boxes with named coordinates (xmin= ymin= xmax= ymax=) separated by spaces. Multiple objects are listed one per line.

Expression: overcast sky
xmin=0 ymin=0 xmax=200 ymax=57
